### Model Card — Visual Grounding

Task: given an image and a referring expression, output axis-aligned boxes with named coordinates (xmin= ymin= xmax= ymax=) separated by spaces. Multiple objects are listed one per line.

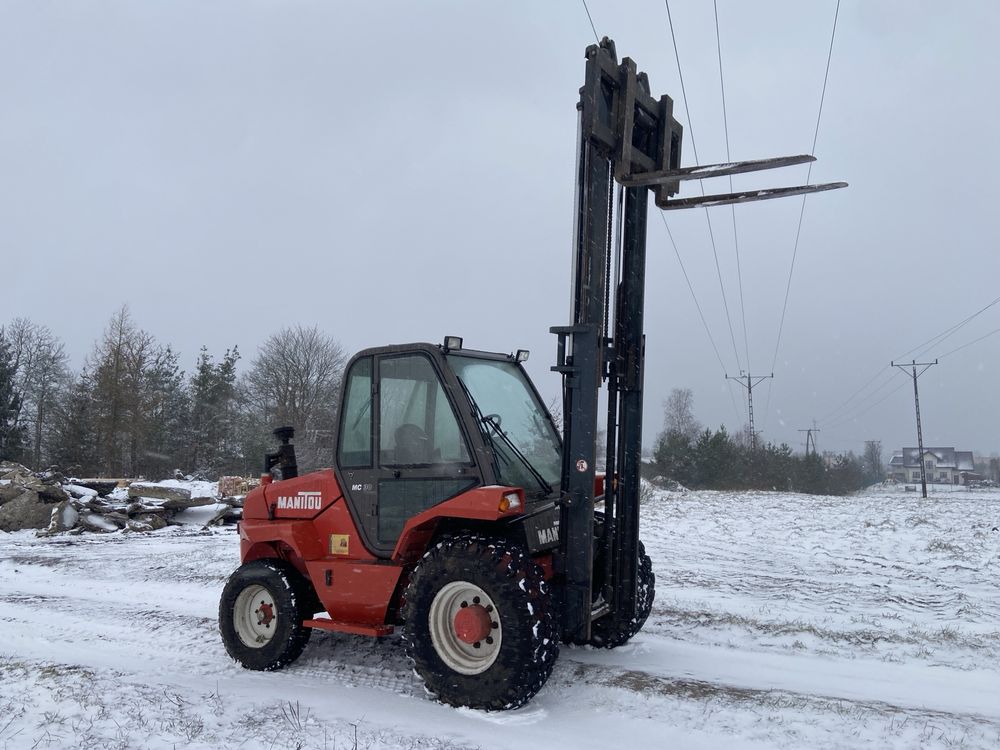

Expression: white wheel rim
xmin=233 ymin=584 xmax=278 ymax=649
xmin=428 ymin=581 xmax=502 ymax=675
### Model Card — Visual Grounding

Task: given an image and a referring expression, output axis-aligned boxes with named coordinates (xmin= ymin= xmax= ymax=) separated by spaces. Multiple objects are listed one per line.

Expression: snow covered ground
xmin=1 ymin=485 xmax=998 ymax=749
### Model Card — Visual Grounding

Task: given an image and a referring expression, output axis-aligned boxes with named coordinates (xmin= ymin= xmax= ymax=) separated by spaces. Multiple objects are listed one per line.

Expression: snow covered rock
xmin=163 ymin=496 xmax=219 ymax=511
xmin=79 ymin=511 xmax=121 ymax=533
xmin=38 ymin=500 xmax=80 ymax=536
xmin=127 ymin=482 xmax=192 ymax=503
xmin=126 ymin=514 xmax=169 ymax=533
xmin=650 ymin=476 xmax=689 ymax=493
xmin=0 ymin=489 xmax=52 ymax=531
xmin=0 ymin=482 xmax=23 ymax=505
xmin=74 ymin=480 xmax=120 ymax=496
xmin=0 ymin=471 xmax=235 ymax=535
xmin=171 ymin=502 xmax=231 ymax=527
xmin=63 ymin=484 xmax=100 ymax=500
xmin=36 ymin=484 xmax=69 ymax=504
xmin=125 ymin=500 xmax=169 ymax=515
xmin=0 ymin=461 xmax=33 ymax=479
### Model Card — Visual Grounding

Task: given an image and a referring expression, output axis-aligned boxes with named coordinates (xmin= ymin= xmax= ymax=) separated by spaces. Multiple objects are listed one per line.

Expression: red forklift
xmin=219 ymin=39 xmax=844 ymax=710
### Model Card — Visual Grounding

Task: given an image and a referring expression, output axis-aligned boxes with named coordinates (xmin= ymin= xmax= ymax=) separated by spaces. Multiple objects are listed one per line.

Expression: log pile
xmin=0 ymin=461 xmax=245 ymax=535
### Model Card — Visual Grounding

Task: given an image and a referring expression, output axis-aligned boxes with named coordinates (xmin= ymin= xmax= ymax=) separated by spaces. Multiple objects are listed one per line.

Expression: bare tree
xmin=661 ymin=388 xmax=701 ymax=441
xmin=863 ymin=440 xmax=883 ymax=484
xmin=0 ymin=330 xmax=23 ymax=461
xmin=1 ymin=318 xmax=70 ymax=469
xmin=241 ymin=325 xmax=347 ymax=470
xmin=545 ymin=396 xmax=563 ymax=434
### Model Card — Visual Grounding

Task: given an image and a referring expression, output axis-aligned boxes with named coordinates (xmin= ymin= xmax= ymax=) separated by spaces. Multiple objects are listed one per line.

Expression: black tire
xmin=401 ymin=534 xmax=559 ymax=710
xmin=219 ymin=559 xmax=313 ymax=671
xmin=589 ymin=540 xmax=655 ymax=649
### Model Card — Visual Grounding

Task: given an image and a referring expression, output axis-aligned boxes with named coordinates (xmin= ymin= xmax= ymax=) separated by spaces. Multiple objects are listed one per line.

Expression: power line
xmin=664 ymin=0 xmax=743 ymax=374
xmin=658 ymin=213 xmax=745 ymax=425
xmin=663 ymin=0 xmax=700 ymax=166
xmin=713 ymin=0 xmax=751 ymax=372
xmin=584 ymin=0 xmax=743 ymax=427
xmin=897 ymin=293 xmax=1000 ymax=362
xmin=937 ymin=326 xmax=1000 ymax=360
xmin=580 ymin=0 xmax=599 ymax=42
xmin=768 ymin=0 xmax=842 ymax=376
xmin=761 ymin=0 xmax=842 ymax=433
xmin=817 ymin=365 xmax=889 ymax=424
xmin=658 ymin=216 xmax=726 ymax=372
xmin=818 ymin=292 xmax=1000 ymax=428
xmin=819 ymin=320 xmax=998 ymax=432
xmin=824 ymin=369 xmax=905 ymax=428
xmin=824 ymin=371 xmax=909 ymax=431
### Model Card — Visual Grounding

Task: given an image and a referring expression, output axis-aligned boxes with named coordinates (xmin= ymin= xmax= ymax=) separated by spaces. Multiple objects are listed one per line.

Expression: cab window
xmin=338 ymin=357 xmax=373 ymax=467
xmin=379 ymin=355 xmax=471 ymax=466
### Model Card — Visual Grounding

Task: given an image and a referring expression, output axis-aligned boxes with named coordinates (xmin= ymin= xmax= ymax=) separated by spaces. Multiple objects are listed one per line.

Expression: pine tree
xmin=88 ymin=305 xmax=187 ymax=478
xmin=139 ymin=346 xmax=189 ymax=478
xmin=189 ymin=346 xmax=240 ymax=477
xmin=48 ymin=369 xmax=99 ymax=475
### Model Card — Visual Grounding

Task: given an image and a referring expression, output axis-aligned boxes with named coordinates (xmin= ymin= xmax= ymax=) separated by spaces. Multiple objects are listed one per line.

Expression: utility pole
xmin=726 ymin=372 xmax=773 ymax=452
xmin=890 ymin=359 xmax=938 ymax=499
xmin=798 ymin=427 xmax=820 ymax=457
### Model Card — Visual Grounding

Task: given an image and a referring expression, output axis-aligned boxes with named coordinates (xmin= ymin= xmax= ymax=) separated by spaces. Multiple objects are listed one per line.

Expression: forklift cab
xmin=334 ymin=338 xmax=562 ymax=557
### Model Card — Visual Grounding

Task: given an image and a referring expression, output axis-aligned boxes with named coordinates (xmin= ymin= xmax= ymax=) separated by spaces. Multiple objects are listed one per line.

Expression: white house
xmin=888 ymin=447 xmax=976 ymax=485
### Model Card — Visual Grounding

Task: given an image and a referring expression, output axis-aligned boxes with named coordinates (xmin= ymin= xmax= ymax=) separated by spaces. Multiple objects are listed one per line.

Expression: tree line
xmin=0 ymin=308 xmax=345 ymax=479
xmin=649 ymin=388 xmax=883 ymax=495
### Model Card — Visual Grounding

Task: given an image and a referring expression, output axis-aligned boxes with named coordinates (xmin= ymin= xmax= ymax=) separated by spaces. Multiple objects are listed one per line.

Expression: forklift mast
xmin=553 ymin=39 xmax=845 ymax=643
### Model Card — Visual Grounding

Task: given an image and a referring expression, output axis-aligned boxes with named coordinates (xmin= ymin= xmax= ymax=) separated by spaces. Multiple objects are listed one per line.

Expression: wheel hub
xmin=233 ymin=584 xmax=278 ymax=648
xmin=256 ymin=600 xmax=275 ymax=628
xmin=428 ymin=581 xmax=502 ymax=675
xmin=454 ymin=604 xmax=492 ymax=644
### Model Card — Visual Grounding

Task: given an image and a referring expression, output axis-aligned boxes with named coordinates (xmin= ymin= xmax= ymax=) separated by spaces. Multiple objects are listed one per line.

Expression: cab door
xmin=336 ymin=350 xmax=478 ymax=556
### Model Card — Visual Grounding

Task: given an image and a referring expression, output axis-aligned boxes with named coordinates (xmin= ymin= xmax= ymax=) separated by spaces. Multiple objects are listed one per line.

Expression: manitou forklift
xmin=219 ymin=39 xmax=844 ymax=710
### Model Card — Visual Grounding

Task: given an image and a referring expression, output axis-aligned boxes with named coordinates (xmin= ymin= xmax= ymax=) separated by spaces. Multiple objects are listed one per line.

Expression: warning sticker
xmin=330 ymin=534 xmax=350 ymax=555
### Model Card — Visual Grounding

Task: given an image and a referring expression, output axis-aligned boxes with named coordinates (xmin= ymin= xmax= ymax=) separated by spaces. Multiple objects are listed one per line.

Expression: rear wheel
xmin=402 ymin=534 xmax=558 ymax=710
xmin=219 ymin=559 xmax=312 ymax=670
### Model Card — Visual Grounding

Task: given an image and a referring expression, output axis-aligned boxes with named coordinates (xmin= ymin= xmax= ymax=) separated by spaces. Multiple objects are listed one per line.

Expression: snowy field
xmin=1 ymin=485 xmax=998 ymax=749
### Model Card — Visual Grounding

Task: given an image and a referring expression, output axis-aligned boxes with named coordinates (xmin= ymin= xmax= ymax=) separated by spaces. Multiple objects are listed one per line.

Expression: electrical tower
xmin=798 ymin=427 xmax=820 ymax=457
xmin=726 ymin=372 xmax=773 ymax=452
xmin=890 ymin=359 xmax=938 ymax=499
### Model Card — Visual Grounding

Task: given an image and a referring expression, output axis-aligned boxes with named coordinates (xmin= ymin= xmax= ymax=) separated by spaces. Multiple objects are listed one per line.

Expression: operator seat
xmin=394 ymin=423 xmax=432 ymax=464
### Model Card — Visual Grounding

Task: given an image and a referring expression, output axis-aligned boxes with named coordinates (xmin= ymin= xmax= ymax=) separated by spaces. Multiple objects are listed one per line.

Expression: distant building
xmin=888 ymin=447 xmax=977 ymax=485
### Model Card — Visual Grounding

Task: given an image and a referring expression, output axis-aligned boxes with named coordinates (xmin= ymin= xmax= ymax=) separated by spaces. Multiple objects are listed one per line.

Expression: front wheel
xmin=402 ymin=534 xmax=559 ymax=710
xmin=589 ymin=540 xmax=655 ymax=648
xmin=219 ymin=559 xmax=312 ymax=671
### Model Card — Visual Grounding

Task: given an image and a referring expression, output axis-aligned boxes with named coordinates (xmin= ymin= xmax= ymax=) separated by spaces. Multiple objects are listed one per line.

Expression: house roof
xmin=889 ymin=447 xmax=974 ymax=470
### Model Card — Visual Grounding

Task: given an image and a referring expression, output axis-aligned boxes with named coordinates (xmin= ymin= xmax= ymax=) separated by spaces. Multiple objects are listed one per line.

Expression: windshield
xmin=447 ymin=355 xmax=562 ymax=493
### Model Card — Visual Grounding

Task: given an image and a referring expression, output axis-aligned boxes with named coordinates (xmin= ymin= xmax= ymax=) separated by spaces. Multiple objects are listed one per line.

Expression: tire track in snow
xmin=551 ymin=658 xmax=1000 ymax=736
xmin=1 ymin=554 xmax=425 ymax=701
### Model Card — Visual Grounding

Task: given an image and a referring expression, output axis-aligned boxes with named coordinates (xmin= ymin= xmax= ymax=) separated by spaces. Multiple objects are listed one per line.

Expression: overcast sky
xmin=3 ymin=1 xmax=999 ymax=457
